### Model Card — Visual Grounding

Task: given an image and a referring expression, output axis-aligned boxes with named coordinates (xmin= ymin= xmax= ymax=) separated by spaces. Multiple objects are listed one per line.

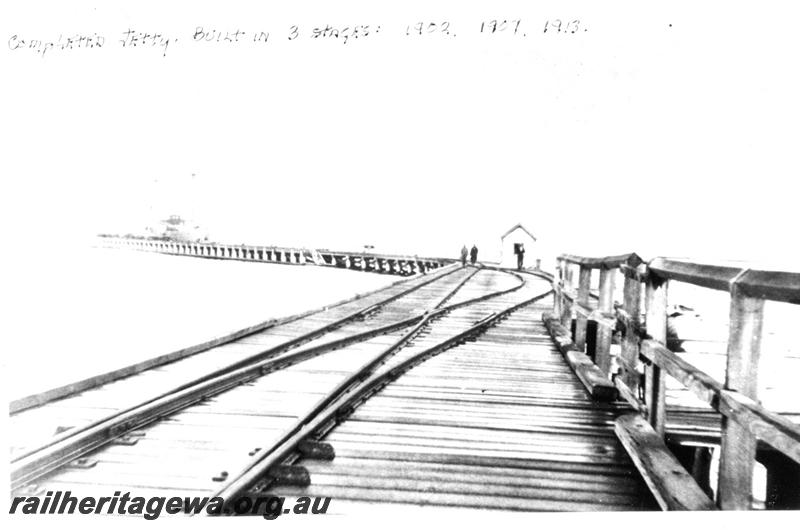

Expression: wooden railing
xmin=549 ymin=253 xmax=800 ymax=510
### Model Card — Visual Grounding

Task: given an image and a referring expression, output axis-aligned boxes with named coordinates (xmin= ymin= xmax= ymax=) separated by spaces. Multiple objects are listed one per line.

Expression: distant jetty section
xmin=96 ymin=235 xmax=454 ymax=276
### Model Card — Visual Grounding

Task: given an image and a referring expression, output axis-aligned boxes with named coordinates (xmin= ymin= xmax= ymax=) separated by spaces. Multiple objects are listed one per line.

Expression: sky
xmin=5 ymin=0 xmax=800 ymax=268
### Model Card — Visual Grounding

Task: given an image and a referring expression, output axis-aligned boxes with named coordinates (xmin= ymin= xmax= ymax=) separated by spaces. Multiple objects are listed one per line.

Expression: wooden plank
xmin=542 ymin=315 xmax=618 ymax=402
xmin=560 ymin=253 xmax=643 ymax=270
xmin=564 ymin=350 xmax=618 ymax=402
xmin=324 ymin=433 xmax=627 ymax=460
xmin=304 ymin=458 xmax=640 ymax=489
xmin=614 ymin=379 xmax=646 ymax=414
xmin=19 ymin=273 xmax=648 ymax=513
xmin=596 ymin=269 xmax=616 ymax=375
xmin=588 ymin=310 xmax=616 ymax=330
xmin=620 ymin=263 xmax=648 ymax=282
xmin=331 ymin=447 xmax=638 ymax=476
xmin=270 ymin=485 xmax=640 ymax=512
xmin=737 ymin=270 xmax=800 ymax=304
xmin=553 ymin=262 xmax=564 ymax=318
xmin=557 ymin=259 xmax=572 ymax=328
xmin=614 ymin=308 xmax=646 ymax=338
xmin=572 ymin=301 xmax=594 ymax=318
xmin=614 ymin=413 xmax=716 ymax=511
xmin=644 ymin=278 xmax=668 ymax=436
xmin=640 ymin=339 xmax=722 ymax=407
xmin=620 ymin=272 xmax=643 ymax=391
xmin=648 ymin=258 xmax=742 ymax=291
xmin=569 ymin=357 xmax=618 ymax=401
xmin=560 ymin=291 xmax=573 ymax=329
xmin=718 ymin=390 xmax=800 ymax=465
xmin=649 ymin=258 xmax=800 ymax=303
xmin=717 ymin=290 xmax=765 ymax=510
xmin=335 ymin=419 xmax=621 ymax=444
xmin=299 ymin=473 xmax=639 ymax=505
xmin=574 ymin=266 xmax=592 ymax=351
xmin=724 ymin=291 xmax=764 ymax=399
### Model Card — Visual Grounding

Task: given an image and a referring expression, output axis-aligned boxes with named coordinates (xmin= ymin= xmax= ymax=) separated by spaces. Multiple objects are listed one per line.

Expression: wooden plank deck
xmin=270 ymin=297 xmax=655 ymax=511
xmin=13 ymin=262 xmax=799 ymax=512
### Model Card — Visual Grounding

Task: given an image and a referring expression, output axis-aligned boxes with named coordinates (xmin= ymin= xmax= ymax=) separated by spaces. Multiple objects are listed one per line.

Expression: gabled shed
xmin=500 ymin=223 xmax=538 ymax=269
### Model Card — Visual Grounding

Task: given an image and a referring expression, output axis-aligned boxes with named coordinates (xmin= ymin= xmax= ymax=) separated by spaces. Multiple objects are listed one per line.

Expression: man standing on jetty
xmin=460 ymin=245 xmax=468 ymax=267
xmin=470 ymin=245 xmax=478 ymax=265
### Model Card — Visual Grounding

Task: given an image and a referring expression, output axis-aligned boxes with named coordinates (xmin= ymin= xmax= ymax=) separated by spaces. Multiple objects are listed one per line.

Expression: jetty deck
xmin=8 ymin=249 xmax=800 ymax=513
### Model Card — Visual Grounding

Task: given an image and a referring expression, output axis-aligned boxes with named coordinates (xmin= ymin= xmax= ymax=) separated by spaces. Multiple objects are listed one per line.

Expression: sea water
xmin=4 ymin=246 xmax=397 ymax=400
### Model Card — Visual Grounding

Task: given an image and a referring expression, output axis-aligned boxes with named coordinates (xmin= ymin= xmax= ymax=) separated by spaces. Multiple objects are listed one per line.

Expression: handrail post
xmin=554 ymin=258 xmax=564 ymax=318
xmin=596 ymin=268 xmax=616 ymax=375
xmin=560 ymin=262 xmax=573 ymax=329
xmin=574 ymin=265 xmax=592 ymax=351
xmin=717 ymin=281 xmax=765 ymax=510
xmin=644 ymin=275 xmax=668 ymax=437
xmin=620 ymin=267 xmax=643 ymax=394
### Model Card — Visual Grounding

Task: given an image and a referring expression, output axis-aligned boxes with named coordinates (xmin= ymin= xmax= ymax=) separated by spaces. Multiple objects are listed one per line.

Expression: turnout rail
xmin=10 ymin=265 xmax=462 ymax=460
xmin=13 ymin=253 xmax=796 ymax=513
xmin=12 ymin=266 xmax=567 ymax=509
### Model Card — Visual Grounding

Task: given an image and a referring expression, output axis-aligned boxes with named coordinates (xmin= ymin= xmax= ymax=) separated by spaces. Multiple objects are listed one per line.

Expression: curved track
xmin=11 ymin=266 xmax=542 ymax=497
xmin=10 ymin=265 xmax=465 ymax=458
xmin=262 ymin=296 xmax=649 ymax=512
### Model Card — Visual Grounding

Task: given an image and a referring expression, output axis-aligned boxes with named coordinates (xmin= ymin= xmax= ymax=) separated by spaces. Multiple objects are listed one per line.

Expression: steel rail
xmin=9 ymin=264 xmax=459 ymax=415
xmin=211 ymin=280 xmax=553 ymax=507
xmin=11 ymin=267 xmax=506 ymax=490
xmin=11 ymin=264 xmax=463 ymax=464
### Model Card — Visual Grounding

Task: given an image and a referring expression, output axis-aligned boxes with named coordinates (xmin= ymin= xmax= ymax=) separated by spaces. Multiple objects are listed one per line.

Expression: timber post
xmin=717 ymin=276 xmax=765 ymax=510
xmin=644 ymin=273 xmax=668 ymax=437
xmin=595 ymin=267 xmax=616 ymax=375
xmin=573 ymin=265 xmax=592 ymax=351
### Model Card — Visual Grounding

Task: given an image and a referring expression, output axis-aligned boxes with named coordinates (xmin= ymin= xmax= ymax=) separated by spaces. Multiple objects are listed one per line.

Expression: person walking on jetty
xmin=514 ymin=243 xmax=525 ymax=270
xmin=460 ymin=245 xmax=468 ymax=267
xmin=470 ymin=244 xmax=478 ymax=265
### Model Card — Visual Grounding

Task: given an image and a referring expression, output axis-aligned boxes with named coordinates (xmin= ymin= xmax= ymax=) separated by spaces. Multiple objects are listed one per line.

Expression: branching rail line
xmin=10 ymin=267 xmax=534 ymax=497
xmin=211 ymin=275 xmax=549 ymax=507
xmin=11 ymin=250 xmax=799 ymax=513
xmin=240 ymin=278 xmax=653 ymax=512
xmin=10 ymin=266 xmax=468 ymax=481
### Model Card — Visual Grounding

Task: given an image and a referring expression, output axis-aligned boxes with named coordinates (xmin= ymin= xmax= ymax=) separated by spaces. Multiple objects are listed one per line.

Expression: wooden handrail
xmin=640 ymin=339 xmax=723 ymax=407
xmin=649 ymin=257 xmax=800 ymax=302
xmin=560 ymin=253 xmax=643 ymax=269
xmin=718 ymin=391 xmax=800 ymax=465
xmin=547 ymin=251 xmax=800 ymax=510
xmin=737 ymin=270 xmax=800 ymax=304
xmin=641 ymin=338 xmax=800 ymax=465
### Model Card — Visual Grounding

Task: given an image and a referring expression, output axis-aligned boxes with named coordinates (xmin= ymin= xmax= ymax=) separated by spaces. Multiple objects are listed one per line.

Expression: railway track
xmin=12 ymin=266 xmax=663 ymax=514
xmin=10 ymin=266 xmax=542 ymax=498
xmin=225 ymin=283 xmax=653 ymax=513
xmin=9 ymin=264 xmax=464 ymax=457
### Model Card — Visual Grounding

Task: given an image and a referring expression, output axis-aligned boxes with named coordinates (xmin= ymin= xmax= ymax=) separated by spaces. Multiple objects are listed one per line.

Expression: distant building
xmin=146 ymin=215 xmax=207 ymax=242
xmin=500 ymin=223 xmax=538 ymax=269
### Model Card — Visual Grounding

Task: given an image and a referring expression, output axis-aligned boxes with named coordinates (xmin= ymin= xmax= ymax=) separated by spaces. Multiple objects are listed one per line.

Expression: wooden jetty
xmin=96 ymin=235 xmax=452 ymax=276
xmin=8 ymin=250 xmax=800 ymax=514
